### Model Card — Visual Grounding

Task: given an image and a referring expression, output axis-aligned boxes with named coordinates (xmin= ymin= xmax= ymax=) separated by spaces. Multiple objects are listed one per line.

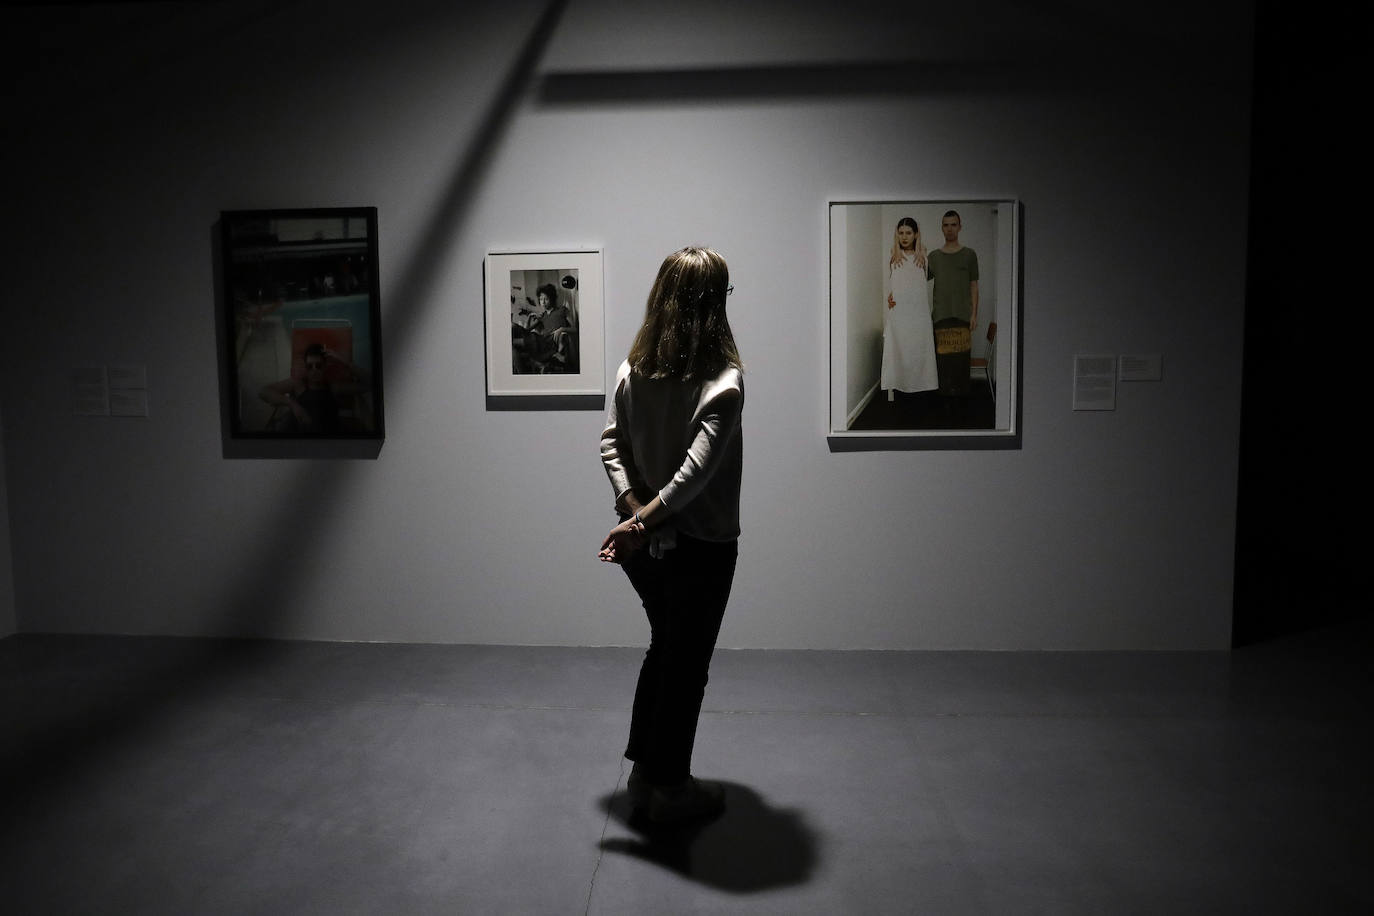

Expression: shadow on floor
xmin=598 ymin=782 xmax=819 ymax=893
xmin=2 ymin=636 xmax=288 ymax=791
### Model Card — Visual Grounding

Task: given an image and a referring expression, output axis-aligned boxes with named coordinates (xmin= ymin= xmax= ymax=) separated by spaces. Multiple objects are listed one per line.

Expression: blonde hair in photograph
xmin=889 ymin=216 xmax=927 ymax=270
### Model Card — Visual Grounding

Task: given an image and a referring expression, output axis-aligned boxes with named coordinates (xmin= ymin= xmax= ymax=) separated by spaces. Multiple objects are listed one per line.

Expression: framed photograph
xmin=484 ymin=249 xmax=605 ymax=401
xmin=828 ymin=199 xmax=1021 ymax=449
xmin=221 ymin=207 xmax=385 ymax=439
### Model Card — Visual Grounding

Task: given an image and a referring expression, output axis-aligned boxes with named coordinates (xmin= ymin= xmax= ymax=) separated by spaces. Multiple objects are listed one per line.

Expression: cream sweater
xmin=600 ymin=359 xmax=743 ymax=543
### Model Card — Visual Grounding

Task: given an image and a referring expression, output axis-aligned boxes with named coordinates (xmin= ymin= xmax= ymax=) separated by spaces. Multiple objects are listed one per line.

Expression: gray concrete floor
xmin=3 ymin=620 xmax=1370 ymax=914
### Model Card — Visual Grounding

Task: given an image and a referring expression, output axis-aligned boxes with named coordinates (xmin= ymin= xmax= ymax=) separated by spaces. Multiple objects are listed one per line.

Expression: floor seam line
xmin=186 ymin=695 xmax=1358 ymax=723
xmin=585 ymin=758 xmax=623 ymax=916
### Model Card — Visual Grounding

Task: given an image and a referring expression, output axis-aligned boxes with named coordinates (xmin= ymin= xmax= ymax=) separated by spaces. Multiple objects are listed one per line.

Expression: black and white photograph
xmin=484 ymin=249 xmax=604 ymax=399
xmin=828 ymin=199 xmax=1020 ymax=446
xmin=509 ymin=267 xmax=581 ymax=376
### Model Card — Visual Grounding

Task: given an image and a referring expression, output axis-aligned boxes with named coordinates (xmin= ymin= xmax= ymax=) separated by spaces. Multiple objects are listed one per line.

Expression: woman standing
xmin=599 ymin=247 xmax=744 ymax=825
xmin=881 ymin=217 xmax=938 ymax=397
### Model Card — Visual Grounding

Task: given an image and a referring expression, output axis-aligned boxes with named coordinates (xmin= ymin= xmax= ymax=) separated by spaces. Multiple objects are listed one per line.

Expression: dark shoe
xmin=648 ymin=777 xmax=725 ymax=825
xmin=626 ymin=763 xmax=651 ymax=811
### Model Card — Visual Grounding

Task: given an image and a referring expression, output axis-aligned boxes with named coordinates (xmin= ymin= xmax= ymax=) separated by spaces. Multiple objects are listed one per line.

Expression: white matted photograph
xmin=828 ymin=199 xmax=1020 ymax=448
xmin=484 ymin=249 xmax=604 ymax=399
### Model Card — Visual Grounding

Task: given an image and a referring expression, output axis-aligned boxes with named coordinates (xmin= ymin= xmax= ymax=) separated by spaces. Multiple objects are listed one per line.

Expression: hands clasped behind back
xmin=599 ymin=517 xmax=646 ymax=564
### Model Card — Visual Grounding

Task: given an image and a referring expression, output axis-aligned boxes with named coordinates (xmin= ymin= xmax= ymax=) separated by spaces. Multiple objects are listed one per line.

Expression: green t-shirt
xmin=927 ymin=247 xmax=979 ymax=324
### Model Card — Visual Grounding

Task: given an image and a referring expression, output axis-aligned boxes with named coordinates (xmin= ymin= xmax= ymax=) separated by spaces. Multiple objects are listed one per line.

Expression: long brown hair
xmin=627 ymin=247 xmax=741 ymax=381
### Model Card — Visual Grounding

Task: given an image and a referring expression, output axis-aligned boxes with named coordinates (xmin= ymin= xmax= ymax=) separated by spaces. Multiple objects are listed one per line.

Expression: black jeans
xmin=621 ymin=532 xmax=738 ymax=786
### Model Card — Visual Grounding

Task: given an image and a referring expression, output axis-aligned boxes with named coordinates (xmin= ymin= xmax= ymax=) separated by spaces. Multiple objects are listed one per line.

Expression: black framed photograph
xmin=483 ymin=249 xmax=604 ymax=400
xmin=828 ymin=199 xmax=1021 ymax=449
xmin=221 ymin=207 xmax=385 ymax=439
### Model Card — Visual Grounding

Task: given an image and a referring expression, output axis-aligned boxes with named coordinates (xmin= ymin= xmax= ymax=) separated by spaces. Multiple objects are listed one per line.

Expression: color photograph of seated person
xmin=258 ymin=342 xmax=372 ymax=434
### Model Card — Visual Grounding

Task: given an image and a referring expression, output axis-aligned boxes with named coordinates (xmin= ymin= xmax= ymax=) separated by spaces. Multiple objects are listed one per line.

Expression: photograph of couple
xmin=829 ymin=199 xmax=1018 ymax=441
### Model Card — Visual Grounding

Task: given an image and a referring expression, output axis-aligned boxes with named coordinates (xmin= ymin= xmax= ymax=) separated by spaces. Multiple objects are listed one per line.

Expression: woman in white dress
xmin=881 ymin=217 xmax=939 ymax=396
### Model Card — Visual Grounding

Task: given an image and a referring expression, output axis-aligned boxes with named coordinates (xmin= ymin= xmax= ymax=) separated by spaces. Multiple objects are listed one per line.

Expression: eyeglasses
xmin=726 ymin=285 xmax=734 ymax=297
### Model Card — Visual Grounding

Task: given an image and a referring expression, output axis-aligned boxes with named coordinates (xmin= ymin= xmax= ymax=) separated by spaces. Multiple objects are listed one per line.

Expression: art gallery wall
xmin=0 ymin=0 xmax=1253 ymax=649
xmin=0 ymin=400 xmax=14 ymax=638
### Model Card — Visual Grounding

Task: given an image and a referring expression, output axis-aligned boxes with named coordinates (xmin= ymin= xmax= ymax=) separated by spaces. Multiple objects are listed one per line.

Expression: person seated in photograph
xmin=513 ymin=283 xmax=577 ymax=372
xmin=258 ymin=342 xmax=371 ymax=434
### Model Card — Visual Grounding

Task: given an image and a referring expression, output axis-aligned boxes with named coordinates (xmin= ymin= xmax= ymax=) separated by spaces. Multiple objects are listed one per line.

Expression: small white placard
xmin=1073 ymin=355 xmax=1116 ymax=411
xmin=108 ymin=364 xmax=148 ymax=390
xmin=110 ymin=389 xmax=149 ymax=417
xmin=1119 ymin=354 xmax=1162 ymax=381
xmin=72 ymin=366 xmax=110 ymax=416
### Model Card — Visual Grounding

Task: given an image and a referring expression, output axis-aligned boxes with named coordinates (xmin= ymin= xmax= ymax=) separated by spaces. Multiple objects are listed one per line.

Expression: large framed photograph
xmin=484 ymin=249 xmax=604 ymax=401
xmin=828 ymin=199 xmax=1021 ymax=449
xmin=221 ymin=207 xmax=385 ymax=439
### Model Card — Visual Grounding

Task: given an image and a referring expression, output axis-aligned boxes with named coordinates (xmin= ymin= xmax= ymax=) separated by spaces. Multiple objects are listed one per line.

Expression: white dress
xmin=881 ymin=253 xmax=938 ymax=393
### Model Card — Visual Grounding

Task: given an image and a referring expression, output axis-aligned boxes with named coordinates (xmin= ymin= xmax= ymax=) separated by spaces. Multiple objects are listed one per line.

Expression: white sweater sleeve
xmin=657 ymin=375 xmax=743 ymax=512
xmin=599 ymin=363 xmax=638 ymax=507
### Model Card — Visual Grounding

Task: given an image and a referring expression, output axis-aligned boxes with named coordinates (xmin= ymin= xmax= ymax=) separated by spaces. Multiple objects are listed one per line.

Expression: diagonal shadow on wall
xmin=6 ymin=0 xmax=570 ymax=798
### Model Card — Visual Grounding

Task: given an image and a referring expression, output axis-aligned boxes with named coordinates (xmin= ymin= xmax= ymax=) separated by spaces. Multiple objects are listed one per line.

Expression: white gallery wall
xmin=0 ymin=0 xmax=1253 ymax=649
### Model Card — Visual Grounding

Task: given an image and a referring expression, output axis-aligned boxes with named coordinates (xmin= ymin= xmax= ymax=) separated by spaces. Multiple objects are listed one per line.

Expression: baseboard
xmin=846 ymin=382 xmax=879 ymax=428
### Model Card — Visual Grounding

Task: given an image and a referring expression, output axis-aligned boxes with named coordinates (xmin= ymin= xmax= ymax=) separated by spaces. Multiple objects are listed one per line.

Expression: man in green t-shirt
xmin=926 ymin=210 xmax=979 ymax=396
